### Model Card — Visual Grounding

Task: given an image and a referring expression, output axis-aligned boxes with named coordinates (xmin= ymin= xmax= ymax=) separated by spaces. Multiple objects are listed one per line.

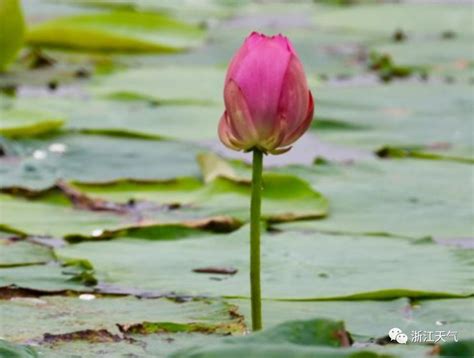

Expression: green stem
xmin=250 ymin=149 xmax=263 ymax=331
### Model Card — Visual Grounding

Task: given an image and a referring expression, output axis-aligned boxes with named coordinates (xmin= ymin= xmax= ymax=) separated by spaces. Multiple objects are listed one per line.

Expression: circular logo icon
xmin=396 ymin=333 xmax=408 ymax=344
xmin=388 ymin=327 xmax=402 ymax=341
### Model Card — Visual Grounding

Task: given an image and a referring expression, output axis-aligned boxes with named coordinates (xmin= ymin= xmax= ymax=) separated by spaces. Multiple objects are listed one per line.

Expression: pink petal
xmin=259 ymin=117 xmax=287 ymax=152
xmin=225 ymin=32 xmax=266 ymax=85
xmin=224 ymin=80 xmax=258 ymax=148
xmin=218 ymin=111 xmax=242 ymax=151
xmin=229 ymin=36 xmax=292 ymax=139
xmin=277 ymin=54 xmax=310 ymax=136
xmin=280 ymin=90 xmax=314 ymax=147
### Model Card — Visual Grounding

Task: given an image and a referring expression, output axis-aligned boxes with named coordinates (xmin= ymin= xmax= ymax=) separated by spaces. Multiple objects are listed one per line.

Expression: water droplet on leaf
xmin=79 ymin=294 xmax=96 ymax=301
xmin=48 ymin=143 xmax=66 ymax=153
xmin=33 ymin=150 xmax=47 ymax=160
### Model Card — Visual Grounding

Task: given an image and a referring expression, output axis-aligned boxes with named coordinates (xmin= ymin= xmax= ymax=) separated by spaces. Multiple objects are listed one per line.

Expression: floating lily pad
xmin=275 ymin=159 xmax=473 ymax=240
xmin=0 ymin=239 xmax=54 ymax=267
xmin=313 ymin=83 xmax=473 ymax=161
xmin=0 ymin=133 xmax=202 ymax=190
xmin=171 ymin=314 xmax=469 ymax=357
xmin=171 ymin=319 xmax=385 ymax=358
xmin=57 ymin=227 xmax=473 ymax=300
xmin=0 ymin=296 xmax=242 ymax=343
xmin=409 ymin=299 xmax=474 ymax=342
xmin=36 ymin=340 xmax=143 ymax=357
xmin=3 ymin=97 xmax=222 ymax=141
xmin=0 ymin=340 xmax=37 ymax=358
xmin=373 ymin=38 xmax=473 ymax=70
xmin=230 ymin=298 xmax=474 ymax=342
xmin=0 ymin=193 xmax=130 ymax=238
xmin=22 ymin=0 xmax=96 ymax=22
xmin=314 ymin=4 xmax=474 ymax=36
xmin=34 ymin=332 xmax=227 ymax=357
xmin=71 ymin=171 xmax=328 ymax=223
xmin=91 ymin=66 xmax=224 ymax=104
xmin=0 ymin=263 xmax=93 ymax=293
xmin=172 ymin=342 xmax=427 ymax=358
xmin=56 ymin=0 xmax=240 ymax=22
xmin=127 ymin=333 xmax=225 ymax=357
xmin=438 ymin=339 xmax=474 ymax=357
xmin=122 ymin=26 xmax=372 ymax=77
xmin=0 ymin=107 xmax=65 ymax=138
xmin=0 ymin=191 xmax=245 ymax=240
xmin=26 ymin=11 xmax=206 ymax=52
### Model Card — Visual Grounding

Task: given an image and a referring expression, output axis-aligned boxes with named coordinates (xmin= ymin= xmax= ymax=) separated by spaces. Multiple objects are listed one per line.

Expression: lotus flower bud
xmin=218 ymin=32 xmax=314 ymax=155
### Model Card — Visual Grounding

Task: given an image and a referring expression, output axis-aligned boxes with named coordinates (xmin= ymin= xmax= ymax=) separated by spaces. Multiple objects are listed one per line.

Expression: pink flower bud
xmin=218 ymin=32 xmax=314 ymax=155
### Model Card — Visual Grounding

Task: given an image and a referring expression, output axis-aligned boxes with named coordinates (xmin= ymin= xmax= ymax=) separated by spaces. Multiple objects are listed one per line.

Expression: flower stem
xmin=250 ymin=149 xmax=263 ymax=331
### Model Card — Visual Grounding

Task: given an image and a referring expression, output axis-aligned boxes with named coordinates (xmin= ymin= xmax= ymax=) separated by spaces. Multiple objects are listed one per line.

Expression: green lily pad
xmin=34 ymin=333 xmax=226 ymax=357
xmin=22 ymin=0 xmax=96 ymax=22
xmin=123 ymin=26 xmax=372 ymax=77
xmin=363 ymin=344 xmax=443 ymax=358
xmin=26 ymin=11 xmax=206 ymax=53
xmin=0 ymin=296 xmax=242 ymax=343
xmin=71 ymin=171 xmax=329 ymax=223
xmin=438 ymin=339 xmax=474 ymax=357
xmin=36 ymin=340 xmax=143 ymax=357
xmin=275 ymin=159 xmax=473 ymax=240
xmin=313 ymin=4 xmax=474 ymax=36
xmin=313 ymin=83 xmax=473 ymax=161
xmin=3 ymin=97 xmax=222 ymax=141
xmin=233 ymin=298 xmax=410 ymax=341
xmin=0 ymin=191 xmax=241 ymax=240
xmin=231 ymin=318 xmax=349 ymax=347
xmin=171 ymin=319 xmax=386 ymax=358
xmin=0 ymin=239 xmax=54 ymax=267
xmin=174 ymin=344 xmax=396 ymax=358
xmin=0 ymin=146 xmax=327 ymax=234
xmin=55 ymin=0 xmax=241 ymax=21
xmin=0 ymin=108 xmax=65 ymax=138
xmin=371 ymin=37 xmax=474 ymax=82
xmin=373 ymin=38 xmax=473 ymax=69
xmin=0 ymin=263 xmax=93 ymax=293
xmin=409 ymin=299 xmax=474 ymax=342
xmin=0 ymin=194 xmax=130 ymax=238
xmin=0 ymin=133 xmax=202 ymax=190
xmin=230 ymin=298 xmax=474 ymax=342
xmin=171 ymin=314 xmax=468 ymax=357
xmin=91 ymin=66 xmax=224 ymax=104
xmin=0 ymin=340 xmax=38 ymax=358
xmin=56 ymin=227 xmax=473 ymax=300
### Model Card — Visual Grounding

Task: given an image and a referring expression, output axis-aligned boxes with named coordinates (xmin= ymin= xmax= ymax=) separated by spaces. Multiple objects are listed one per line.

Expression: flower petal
xmin=277 ymin=54 xmax=310 ymax=136
xmin=229 ymin=36 xmax=292 ymax=138
xmin=280 ymin=90 xmax=314 ymax=147
xmin=218 ymin=111 xmax=241 ymax=151
xmin=224 ymin=80 xmax=258 ymax=148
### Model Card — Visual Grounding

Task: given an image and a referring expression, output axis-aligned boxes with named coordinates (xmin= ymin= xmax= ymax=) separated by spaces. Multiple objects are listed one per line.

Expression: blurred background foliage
xmin=0 ymin=0 xmax=473 ymax=357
